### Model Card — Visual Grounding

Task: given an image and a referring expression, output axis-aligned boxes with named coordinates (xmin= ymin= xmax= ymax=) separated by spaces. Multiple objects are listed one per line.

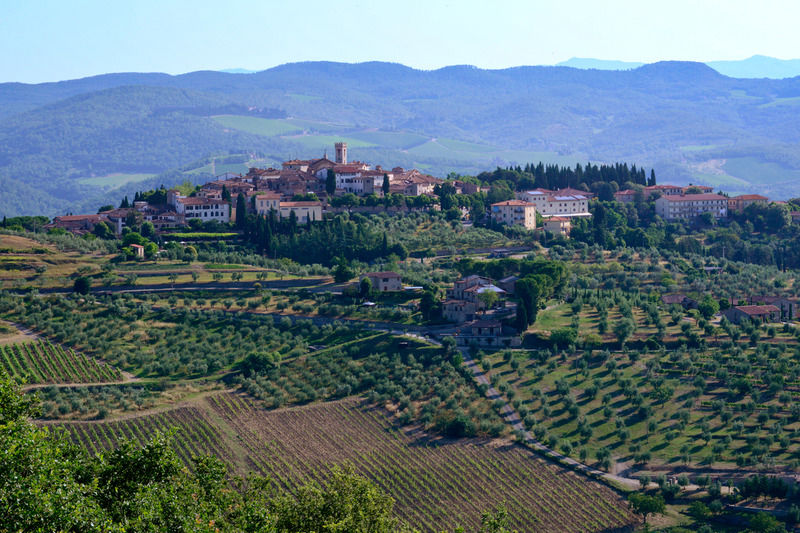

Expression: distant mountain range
xmin=558 ymin=55 xmax=800 ymax=79
xmin=3 ymin=60 xmax=800 ymax=216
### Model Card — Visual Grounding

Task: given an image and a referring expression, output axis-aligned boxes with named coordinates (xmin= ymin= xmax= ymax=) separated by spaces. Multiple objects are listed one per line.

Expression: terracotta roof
xmin=469 ymin=320 xmax=502 ymax=328
xmin=364 ymin=271 xmax=401 ymax=278
xmin=255 ymin=192 xmax=281 ymax=198
xmin=662 ymin=293 xmax=688 ymax=304
xmin=661 ymin=193 xmax=727 ymax=202
xmin=53 ymin=214 xmax=106 ymax=222
xmin=178 ymin=197 xmax=229 ymax=206
xmin=492 ymin=200 xmax=535 ymax=207
xmin=279 ymin=201 xmax=322 ymax=207
xmin=733 ymin=305 xmax=780 ymax=315
xmin=545 ymin=216 xmax=570 ymax=222
xmin=732 ymin=194 xmax=768 ymax=200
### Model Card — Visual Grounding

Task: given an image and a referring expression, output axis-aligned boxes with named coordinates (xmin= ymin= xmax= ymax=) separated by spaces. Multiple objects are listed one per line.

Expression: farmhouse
xmin=443 ymin=299 xmax=479 ymax=323
xmin=661 ymin=293 xmax=698 ymax=309
xmin=49 ymin=214 xmax=111 ymax=234
xmin=363 ymin=271 xmax=402 ymax=292
xmin=722 ymin=305 xmax=781 ymax=324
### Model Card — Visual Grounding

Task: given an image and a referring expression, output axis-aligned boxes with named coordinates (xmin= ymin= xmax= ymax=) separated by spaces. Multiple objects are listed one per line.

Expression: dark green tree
xmin=326 ymin=169 xmax=337 ymax=196
xmin=382 ymin=173 xmax=390 ymax=195
xmin=236 ymin=193 xmax=247 ymax=230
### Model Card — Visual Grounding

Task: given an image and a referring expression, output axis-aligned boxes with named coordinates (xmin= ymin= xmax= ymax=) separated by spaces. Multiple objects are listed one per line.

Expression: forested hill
xmin=4 ymin=60 xmax=800 ymax=216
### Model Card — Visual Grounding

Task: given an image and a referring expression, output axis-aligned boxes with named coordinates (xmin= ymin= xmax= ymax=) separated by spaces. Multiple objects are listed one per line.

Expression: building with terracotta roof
xmin=491 ymin=200 xmax=537 ymax=229
xmin=168 ymin=193 xmax=230 ymax=223
xmin=49 ymin=214 xmax=110 ymax=234
xmin=516 ymin=189 xmax=590 ymax=216
xmin=655 ymin=193 xmax=728 ymax=220
xmin=363 ymin=271 xmax=402 ymax=292
xmin=542 ymin=216 xmax=571 ymax=236
xmin=723 ymin=305 xmax=781 ymax=324
xmin=728 ymin=194 xmax=769 ymax=213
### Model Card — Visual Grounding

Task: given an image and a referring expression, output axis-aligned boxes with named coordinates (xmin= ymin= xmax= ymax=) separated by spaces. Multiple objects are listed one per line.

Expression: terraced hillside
xmin=53 ymin=394 xmax=638 ymax=532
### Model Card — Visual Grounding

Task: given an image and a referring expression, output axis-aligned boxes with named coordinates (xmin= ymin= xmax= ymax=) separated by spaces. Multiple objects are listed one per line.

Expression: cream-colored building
xmin=543 ymin=216 xmax=571 ymax=236
xmin=490 ymin=200 xmax=537 ymax=229
xmin=655 ymin=193 xmax=728 ymax=220
xmin=255 ymin=193 xmax=323 ymax=223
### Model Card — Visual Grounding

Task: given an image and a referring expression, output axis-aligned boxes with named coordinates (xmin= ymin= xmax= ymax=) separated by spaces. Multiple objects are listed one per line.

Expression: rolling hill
xmin=3 ymin=60 xmax=800 ymax=216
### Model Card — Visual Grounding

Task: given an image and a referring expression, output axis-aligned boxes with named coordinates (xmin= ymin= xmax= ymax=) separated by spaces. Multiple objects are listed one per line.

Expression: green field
xmin=281 ymin=134 xmax=377 ymax=151
xmin=285 ymin=118 xmax=351 ymax=132
xmin=758 ymin=95 xmax=800 ymax=108
xmin=77 ymin=173 xmax=156 ymax=188
xmin=349 ymin=131 xmax=430 ymax=149
xmin=722 ymin=156 xmax=800 ymax=186
xmin=187 ymin=162 xmax=250 ymax=176
xmin=435 ymin=138 xmax=499 ymax=153
xmin=213 ymin=115 xmax=303 ymax=136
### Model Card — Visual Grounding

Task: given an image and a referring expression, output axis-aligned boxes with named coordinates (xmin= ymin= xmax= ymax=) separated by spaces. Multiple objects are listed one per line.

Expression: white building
xmin=168 ymin=191 xmax=230 ymax=222
xmin=655 ymin=193 xmax=728 ymax=220
xmin=516 ymin=189 xmax=590 ymax=217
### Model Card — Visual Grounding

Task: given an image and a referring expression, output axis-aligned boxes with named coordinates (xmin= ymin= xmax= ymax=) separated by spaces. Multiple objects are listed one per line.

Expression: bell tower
xmin=334 ymin=142 xmax=347 ymax=164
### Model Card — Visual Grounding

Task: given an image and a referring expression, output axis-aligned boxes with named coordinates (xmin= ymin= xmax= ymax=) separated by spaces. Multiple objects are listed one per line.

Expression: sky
xmin=2 ymin=0 xmax=800 ymax=83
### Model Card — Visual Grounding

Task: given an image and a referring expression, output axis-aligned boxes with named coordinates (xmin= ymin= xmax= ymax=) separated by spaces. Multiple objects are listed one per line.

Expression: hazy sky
xmin=3 ymin=0 xmax=799 ymax=83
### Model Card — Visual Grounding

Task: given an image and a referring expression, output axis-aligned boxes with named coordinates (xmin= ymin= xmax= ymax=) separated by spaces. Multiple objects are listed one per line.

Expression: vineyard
xmin=51 ymin=394 xmax=637 ymax=532
xmin=0 ymin=340 xmax=121 ymax=384
xmin=53 ymin=404 xmax=238 ymax=467
xmin=205 ymin=394 xmax=637 ymax=532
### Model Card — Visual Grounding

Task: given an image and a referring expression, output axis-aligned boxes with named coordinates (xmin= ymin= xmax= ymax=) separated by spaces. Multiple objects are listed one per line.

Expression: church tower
xmin=334 ymin=142 xmax=347 ymax=164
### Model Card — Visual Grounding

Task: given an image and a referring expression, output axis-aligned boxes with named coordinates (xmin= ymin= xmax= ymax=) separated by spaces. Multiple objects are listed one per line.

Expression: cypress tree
xmin=326 ymin=169 xmax=336 ymax=196
xmin=235 ymin=193 xmax=247 ymax=230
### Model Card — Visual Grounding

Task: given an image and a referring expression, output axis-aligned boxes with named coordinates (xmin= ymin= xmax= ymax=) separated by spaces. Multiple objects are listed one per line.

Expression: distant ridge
xmin=706 ymin=55 xmax=800 ymax=79
xmin=556 ymin=58 xmax=644 ymax=71
xmin=558 ymin=55 xmax=800 ymax=79
xmin=219 ymin=68 xmax=260 ymax=74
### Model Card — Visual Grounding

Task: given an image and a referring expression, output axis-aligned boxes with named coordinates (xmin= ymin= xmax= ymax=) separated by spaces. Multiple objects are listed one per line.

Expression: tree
xmin=326 ymin=169 xmax=337 ymax=196
xmin=479 ymin=503 xmax=516 ymax=533
xmin=628 ymin=492 xmax=665 ymax=524
xmin=359 ymin=276 xmax=372 ymax=298
xmin=140 ymin=220 xmax=155 ymax=239
xmin=236 ymin=193 xmax=247 ymax=230
xmin=613 ymin=317 xmax=636 ymax=347
xmin=333 ymin=261 xmax=355 ymax=283
xmin=698 ymin=295 xmax=720 ymax=320
xmin=477 ymin=289 xmax=499 ymax=311
xmin=747 ymin=512 xmax=787 ymax=533
xmin=73 ymin=276 xmax=91 ymax=294
xmin=183 ymin=245 xmax=198 ymax=263
xmin=382 ymin=173 xmax=390 ymax=196
xmin=93 ymin=221 xmax=113 ymax=239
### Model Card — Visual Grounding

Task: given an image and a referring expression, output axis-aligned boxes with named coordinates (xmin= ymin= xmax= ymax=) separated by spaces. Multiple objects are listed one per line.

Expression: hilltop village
xmin=48 ymin=142 xmax=780 ymax=238
xmin=35 ymin=142 xmax=797 ymax=350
